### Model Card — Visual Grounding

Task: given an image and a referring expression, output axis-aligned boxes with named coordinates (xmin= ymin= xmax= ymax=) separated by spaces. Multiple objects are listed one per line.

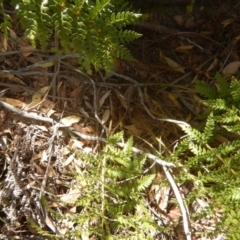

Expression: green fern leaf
xmin=215 ymin=72 xmax=230 ymax=98
xmin=137 ymin=174 xmax=155 ymax=191
xmin=201 ymin=98 xmax=227 ymax=110
xmin=230 ymin=76 xmax=240 ymax=103
xmin=195 ymin=80 xmax=217 ymax=99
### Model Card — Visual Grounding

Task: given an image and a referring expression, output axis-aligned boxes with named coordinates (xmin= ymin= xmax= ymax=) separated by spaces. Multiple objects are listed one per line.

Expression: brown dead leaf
xmin=124 ymin=85 xmax=135 ymax=101
xmin=47 ymin=165 xmax=56 ymax=177
xmin=0 ymin=35 xmax=7 ymax=52
xmin=35 ymin=125 xmax=48 ymax=132
xmin=63 ymin=153 xmax=75 ymax=166
xmin=114 ymin=89 xmax=128 ymax=109
xmin=207 ymin=58 xmax=219 ymax=72
xmin=45 ymin=213 xmax=58 ymax=233
xmin=0 ymin=98 xmax=26 ymax=109
xmin=45 ymin=109 xmax=55 ymax=117
xmin=35 ymin=164 xmax=45 ymax=175
xmin=71 ymin=139 xmax=84 ymax=149
xmin=10 ymin=76 xmax=26 ymax=85
xmin=32 ymin=86 xmax=50 ymax=101
xmin=124 ymin=124 xmax=142 ymax=136
xmin=9 ymin=29 xmax=17 ymax=40
xmin=25 ymin=56 xmax=43 ymax=64
xmin=173 ymin=14 xmax=186 ymax=27
xmin=32 ymin=150 xmax=45 ymax=161
xmin=99 ymin=90 xmax=111 ymax=109
xmin=59 ymin=188 xmax=81 ymax=204
xmin=175 ymin=45 xmax=194 ymax=51
xmin=221 ymin=17 xmax=235 ymax=28
xmin=101 ymin=109 xmax=110 ymax=124
xmin=167 ymin=93 xmax=181 ymax=109
xmin=0 ymin=73 xmax=14 ymax=79
xmin=164 ymin=57 xmax=185 ymax=73
xmin=168 ymin=207 xmax=181 ymax=222
xmin=222 ymin=61 xmax=240 ymax=78
xmin=61 ymin=147 xmax=71 ymax=157
xmin=25 ymin=98 xmax=41 ymax=110
xmin=60 ymin=115 xmax=81 ymax=127
xmin=20 ymin=45 xmax=35 ymax=57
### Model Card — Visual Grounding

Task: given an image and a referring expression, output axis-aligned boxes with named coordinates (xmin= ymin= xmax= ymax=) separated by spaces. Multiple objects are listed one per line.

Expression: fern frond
xmin=230 ymin=76 xmax=240 ymax=103
xmin=203 ymin=112 xmax=215 ymax=140
xmin=0 ymin=7 xmax=11 ymax=39
xmin=89 ymin=0 xmax=111 ymax=21
xmin=116 ymin=44 xmax=136 ymax=61
xmin=117 ymin=29 xmax=142 ymax=43
xmin=215 ymin=72 xmax=230 ymax=98
xmin=137 ymin=174 xmax=155 ymax=191
xmin=201 ymin=98 xmax=226 ymax=110
xmin=195 ymin=80 xmax=217 ymax=99
xmin=109 ymin=11 xmax=141 ymax=28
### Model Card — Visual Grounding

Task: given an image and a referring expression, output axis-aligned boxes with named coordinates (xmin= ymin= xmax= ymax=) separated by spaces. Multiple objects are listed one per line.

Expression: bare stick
xmin=163 ymin=166 xmax=192 ymax=240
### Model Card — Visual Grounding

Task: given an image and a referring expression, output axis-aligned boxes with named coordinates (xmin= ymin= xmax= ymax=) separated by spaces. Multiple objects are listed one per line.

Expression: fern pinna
xmin=170 ymin=74 xmax=240 ymax=239
xmin=9 ymin=0 xmax=142 ymax=73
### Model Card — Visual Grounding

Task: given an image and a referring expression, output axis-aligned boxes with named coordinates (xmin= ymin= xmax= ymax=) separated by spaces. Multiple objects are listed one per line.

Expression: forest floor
xmin=0 ymin=0 xmax=240 ymax=239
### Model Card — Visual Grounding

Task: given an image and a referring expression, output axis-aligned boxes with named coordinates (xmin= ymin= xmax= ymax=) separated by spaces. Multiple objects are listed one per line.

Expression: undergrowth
xmin=168 ymin=73 xmax=240 ymax=239
xmin=27 ymin=73 xmax=240 ymax=239
xmin=31 ymin=132 xmax=164 ymax=239
xmin=1 ymin=0 xmax=142 ymax=73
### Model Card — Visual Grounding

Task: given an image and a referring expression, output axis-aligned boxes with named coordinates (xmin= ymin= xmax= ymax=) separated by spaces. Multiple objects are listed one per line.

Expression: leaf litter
xmin=0 ymin=1 xmax=240 ymax=239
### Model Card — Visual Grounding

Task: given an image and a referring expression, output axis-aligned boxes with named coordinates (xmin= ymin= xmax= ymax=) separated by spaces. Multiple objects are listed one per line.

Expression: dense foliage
xmin=30 ymin=132 xmax=162 ymax=239
xmin=168 ymin=73 xmax=240 ymax=239
xmin=1 ymin=0 xmax=142 ymax=73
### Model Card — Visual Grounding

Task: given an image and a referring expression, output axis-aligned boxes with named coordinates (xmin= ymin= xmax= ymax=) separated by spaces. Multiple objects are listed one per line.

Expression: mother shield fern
xmin=170 ymin=74 xmax=240 ymax=239
xmin=8 ymin=0 xmax=142 ymax=73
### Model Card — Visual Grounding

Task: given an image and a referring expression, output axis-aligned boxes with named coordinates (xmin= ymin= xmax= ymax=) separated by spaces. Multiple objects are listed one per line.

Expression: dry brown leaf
xmin=20 ymin=45 xmax=35 ymax=57
xmin=233 ymin=35 xmax=240 ymax=45
xmin=167 ymin=93 xmax=181 ymax=108
xmin=164 ymin=57 xmax=185 ymax=73
xmin=35 ymin=125 xmax=48 ymax=132
xmin=45 ymin=213 xmax=58 ymax=233
xmin=25 ymin=98 xmax=41 ymax=110
xmin=0 ymin=36 xmax=7 ymax=52
xmin=0 ymin=73 xmax=14 ymax=79
xmin=63 ymin=153 xmax=75 ymax=166
xmin=71 ymin=139 xmax=84 ymax=149
xmin=114 ymin=89 xmax=128 ymax=109
xmin=61 ymin=147 xmax=71 ymax=157
xmin=59 ymin=188 xmax=81 ymax=203
xmin=38 ymin=61 xmax=56 ymax=68
xmin=221 ymin=17 xmax=235 ymax=28
xmin=47 ymin=109 xmax=56 ymax=117
xmin=173 ymin=14 xmax=185 ymax=27
xmin=42 ymin=99 xmax=55 ymax=109
xmin=40 ymin=150 xmax=48 ymax=163
xmin=207 ymin=58 xmax=219 ymax=72
xmin=60 ymin=115 xmax=81 ymax=127
xmin=222 ymin=61 xmax=240 ymax=78
xmin=175 ymin=45 xmax=194 ymax=51
xmin=35 ymin=164 xmax=45 ymax=175
xmin=47 ymin=165 xmax=56 ymax=177
xmin=9 ymin=29 xmax=18 ymax=40
xmin=31 ymin=151 xmax=44 ymax=161
xmin=32 ymin=86 xmax=50 ymax=101
xmin=124 ymin=85 xmax=135 ymax=101
xmin=101 ymin=109 xmax=110 ymax=124
xmin=10 ymin=76 xmax=26 ymax=85
xmin=99 ymin=90 xmax=111 ymax=109
xmin=25 ymin=56 xmax=43 ymax=64
xmin=0 ymin=98 xmax=26 ymax=108
xmin=168 ymin=207 xmax=181 ymax=222
xmin=124 ymin=124 xmax=142 ymax=135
